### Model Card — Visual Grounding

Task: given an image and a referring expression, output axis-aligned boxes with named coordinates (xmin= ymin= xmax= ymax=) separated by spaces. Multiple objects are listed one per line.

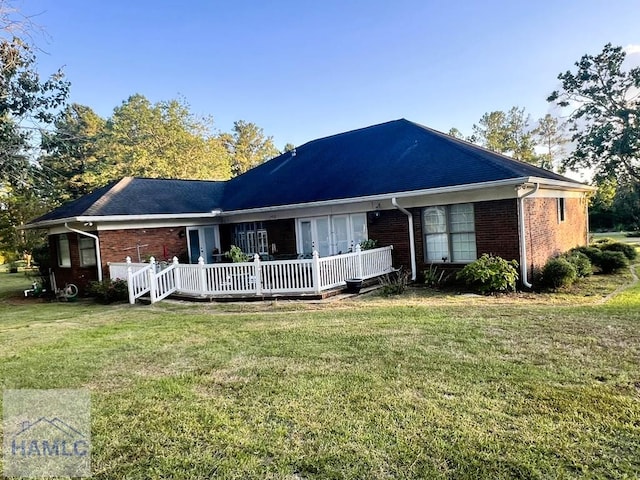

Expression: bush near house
xmin=88 ymin=278 xmax=129 ymax=304
xmin=456 ymin=254 xmax=519 ymax=294
xmin=541 ymin=257 xmax=578 ymax=289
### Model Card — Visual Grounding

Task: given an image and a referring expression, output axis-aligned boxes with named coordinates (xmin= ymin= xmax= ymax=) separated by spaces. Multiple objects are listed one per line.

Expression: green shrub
xmin=456 ymin=254 xmax=519 ymax=294
xmin=570 ymin=246 xmax=602 ymax=264
xmin=225 ymin=245 xmax=250 ymax=263
xmin=379 ymin=269 xmax=409 ymax=296
xmin=596 ymin=251 xmax=629 ymax=274
xmin=599 ymin=241 xmax=638 ymax=260
xmin=423 ymin=264 xmax=445 ymax=288
xmin=88 ymin=279 xmax=129 ymax=304
xmin=562 ymin=251 xmax=592 ymax=278
xmin=359 ymin=239 xmax=378 ymax=250
xmin=542 ymin=257 xmax=577 ymax=289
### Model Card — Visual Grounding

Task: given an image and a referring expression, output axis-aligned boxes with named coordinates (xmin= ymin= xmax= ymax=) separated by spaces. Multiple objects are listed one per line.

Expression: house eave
xmin=22 ymin=211 xmax=222 ymax=230
xmin=220 ymin=176 xmax=593 ymax=217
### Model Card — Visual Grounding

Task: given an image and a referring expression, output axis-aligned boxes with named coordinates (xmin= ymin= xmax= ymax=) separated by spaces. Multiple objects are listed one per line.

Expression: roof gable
xmin=30 ymin=177 xmax=226 ymax=224
xmin=221 ymin=119 xmax=577 ymax=210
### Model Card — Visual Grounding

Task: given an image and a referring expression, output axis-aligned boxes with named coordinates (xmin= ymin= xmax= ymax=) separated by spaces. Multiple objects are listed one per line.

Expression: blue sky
xmin=24 ymin=0 xmax=640 ymax=149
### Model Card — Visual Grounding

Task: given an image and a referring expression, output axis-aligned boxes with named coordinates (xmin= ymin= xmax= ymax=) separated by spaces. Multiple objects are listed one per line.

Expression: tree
xmin=447 ymin=127 xmax=465 ymax=140
xmin=547 ymin=43 xmax=640 ymax=183
xmin=40 ymin=104 xmax=107 ymax=202
xmin=221 ymin=120 xmax=280 ymax=176
xmin=532 ymin=114 xmax=568 ymax=171
xmin=0 ymin=179 xmax=47 ymax=257
xmin=282 ymin=142 xmax=296 ymax=153
xmin=0 ymin=1 xmax=69 ymax=260
xmin=0 ymin=36 xmax=69 ymax=187
xmin=471 ymin=107 xmax=538 ymax=164
xmin=98 ymin=95 xmax=231 ymax=182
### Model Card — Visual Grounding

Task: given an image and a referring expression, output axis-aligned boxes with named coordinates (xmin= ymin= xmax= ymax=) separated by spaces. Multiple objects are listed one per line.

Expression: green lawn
xmin=0 ymin=269 xmax=639 ymax=479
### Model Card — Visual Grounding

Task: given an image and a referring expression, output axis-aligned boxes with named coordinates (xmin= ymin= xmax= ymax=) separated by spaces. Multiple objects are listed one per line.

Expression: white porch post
xmin=198 ymin=256 xmax=206 ymax=294
xmin=126 ymin=256 xmax=134 ymax=304
xmin=172 ymin=256 xmax=181 ymax=292
xmin=148 ymin=256 xmax=157 ymax=303
xmin=312 ymin=250 xmax=321 ymax=294
xmin=253 ymin=253 xmax=262 ymax=296
xmin=355 ymin=243 xmax=363 ymax=279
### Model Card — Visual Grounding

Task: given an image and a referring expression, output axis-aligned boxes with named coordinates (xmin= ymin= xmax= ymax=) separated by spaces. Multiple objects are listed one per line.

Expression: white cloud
xmin=624 ymin=44 xmax=640 ymax=55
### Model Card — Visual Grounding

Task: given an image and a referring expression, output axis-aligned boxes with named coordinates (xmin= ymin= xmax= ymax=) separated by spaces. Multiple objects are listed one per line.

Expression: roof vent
xmin=291 ymin=148 xmax=296 ymax=157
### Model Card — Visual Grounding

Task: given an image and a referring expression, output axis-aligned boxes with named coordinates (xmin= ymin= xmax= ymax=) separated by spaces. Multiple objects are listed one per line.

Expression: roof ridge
xmin=84 ymin=177 xmax=133 ymax=215
xmin=407 ymin=120 xmax=579 ymax=183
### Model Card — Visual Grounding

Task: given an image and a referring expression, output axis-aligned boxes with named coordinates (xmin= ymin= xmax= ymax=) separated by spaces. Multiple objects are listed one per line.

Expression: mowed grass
xmin=0 ymin=269 xmax=639 ymax=479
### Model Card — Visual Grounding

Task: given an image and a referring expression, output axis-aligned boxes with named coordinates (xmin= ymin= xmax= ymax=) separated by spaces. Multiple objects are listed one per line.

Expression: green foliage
xmin=599 ymin=241 xmax=638 ymax=260
xmin=226 ymin=245 xmax=250 ymax=263
xmin=470 ymin=107 xmax=538 ymax=164
xmin=359 ymin=239 xmax=378 ymax=250
xmin=456 ymin=254 xmax=519 ymax=294
xmin=596 ymin=250 xmax=629 ymax=274
xmin=0 ymin=37 xmax=69 ymax=186
xmin=98 ymin=94 xmax=232 ymax=183
xmin=423 ymin=264 xmax=445 ymax=288
xmin=379 ymin=269 xmax=409 ymax=296
xmin=87 ymin=278 xmax=128 ymax=304
xmin=542 ymin=257 xmax=577 ymax=289
xmin=532 ymin=114 xmax=567 ymax=171
xmin=39 ymin=103 xmax=108 ymax=202
xmin=570 ymin=246 xmax=602 ymax=264
xmin=562 ymin=251 xmax=592 ymax=278
xmin=547 ymin=43 xmax=640 ymax=184
xmin=221 ymin=120 xmax=280 ymax=176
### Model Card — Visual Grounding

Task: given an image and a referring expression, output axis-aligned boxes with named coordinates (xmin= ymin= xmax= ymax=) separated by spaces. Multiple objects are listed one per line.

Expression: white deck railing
xmin=110 ymin=245 xmax=394 ymax=304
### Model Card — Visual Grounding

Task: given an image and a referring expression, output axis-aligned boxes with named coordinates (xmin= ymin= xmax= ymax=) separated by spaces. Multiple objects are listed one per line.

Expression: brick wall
xmin=49 ymin=233 xmax=99 ymax=293
xmin=524 ymin=197 xmax=588 ymax=274
xmin=366 ymin=198 xmax=586 ymax=283
xmin=99 ymin=227 xmax=188 ymax=269
xmin=475 ymin=199 xmax=520 ymax=262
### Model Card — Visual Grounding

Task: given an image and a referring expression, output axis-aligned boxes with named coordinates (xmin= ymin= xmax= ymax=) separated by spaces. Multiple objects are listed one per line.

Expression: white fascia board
xmin=526 ymin=176 xmax=596 ymax=192
xmin=219 ymin=177 xmax=535 ymax=218
xmin=23 ymin=211 xmax=222 ymax=230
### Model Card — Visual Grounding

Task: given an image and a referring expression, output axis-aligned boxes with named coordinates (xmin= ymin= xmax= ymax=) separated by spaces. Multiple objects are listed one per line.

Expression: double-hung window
xmin=423 ymin=203 xmax=476 ymax=263
xmin=78 ymin=236 xmax=97 ymax=266
xmin=57 ymin=234 xmax=71 ymax=267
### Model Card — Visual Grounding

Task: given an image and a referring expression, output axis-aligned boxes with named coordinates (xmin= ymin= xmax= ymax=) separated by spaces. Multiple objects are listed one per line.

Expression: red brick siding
xmin=367 ymin=209 xmax=410 ymax=269
xmin=99 ymin=227 xmax=188 ymax=270
xmin=475 ymin=199 xmax=520 ymax=262
xmin=524 ymin=197 xmax=588 ymax=273
xmin=49 ymin=233 xmax=99 ymax=294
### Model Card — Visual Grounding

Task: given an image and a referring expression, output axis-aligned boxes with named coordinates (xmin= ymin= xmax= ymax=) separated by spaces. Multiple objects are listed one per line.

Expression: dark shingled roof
xmin=30 ymin=177 xmax=226 ymax=223
xmin=221 ymin=119 xmax=577 ymax=211
xmin=29 ymin=119 xmax=586 ymax=226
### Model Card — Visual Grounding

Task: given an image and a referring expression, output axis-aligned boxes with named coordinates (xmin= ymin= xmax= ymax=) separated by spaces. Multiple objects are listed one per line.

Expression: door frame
xmin=186 ymin=225 xmax=221 ymax=264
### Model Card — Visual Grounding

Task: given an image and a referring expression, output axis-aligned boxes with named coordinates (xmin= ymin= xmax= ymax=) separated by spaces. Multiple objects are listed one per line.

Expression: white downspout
xmin=64 ymin=223 xmax=103 ymax=281
xmin=518 ymin=183 xmax=539 ymax=288
xmin=391 ymin=197 xmax=417 ymax=281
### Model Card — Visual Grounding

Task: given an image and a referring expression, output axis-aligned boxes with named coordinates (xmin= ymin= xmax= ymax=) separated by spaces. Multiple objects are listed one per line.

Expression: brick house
xmin=26 ymin=119 xmax=594 ymax=292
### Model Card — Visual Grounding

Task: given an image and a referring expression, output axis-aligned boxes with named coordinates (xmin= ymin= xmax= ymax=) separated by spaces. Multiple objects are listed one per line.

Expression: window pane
xmin=58 ymin=235 xmax=71 ymax=267
xmin=423 ymin=207 xmax=447 ymax=234
xmin=425 ymin=233 xmax=449 ymax=262
xmin=351 ymin=213 xmax=367 ymax=246
xmin=79 ymin=237 xmax=96 ymax=266
xmin=451 ymin=232 xmax=477 ymax=262
xmin=449 ymin=204 xmax=474 ymax=233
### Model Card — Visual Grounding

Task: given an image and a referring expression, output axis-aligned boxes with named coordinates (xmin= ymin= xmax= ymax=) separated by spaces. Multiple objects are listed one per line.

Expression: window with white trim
xmin=57 ymin=234 xmax=71 ymax=267
xmin=78 ymin=236 xmax=97 ymax=266
xmin=233 ymin=222 xmax=269 ymax=254
xmin=557 ymin=197 xmax=566 ymax=223
xmin=423 ymin=203 xmax=477 ymax=262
